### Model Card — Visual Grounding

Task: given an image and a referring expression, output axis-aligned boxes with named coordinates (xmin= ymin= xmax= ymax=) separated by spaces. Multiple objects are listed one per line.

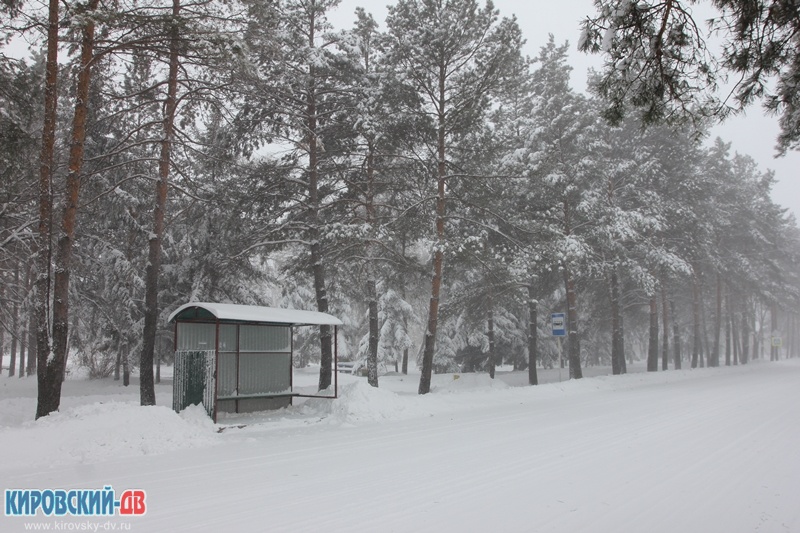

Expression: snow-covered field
xmin=1 ymin=359 xmax=799 ymax=532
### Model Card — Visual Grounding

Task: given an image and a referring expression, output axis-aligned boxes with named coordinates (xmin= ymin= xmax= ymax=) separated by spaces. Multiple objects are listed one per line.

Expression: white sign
xmin=551 ymin=313 xmax=566 ymax=337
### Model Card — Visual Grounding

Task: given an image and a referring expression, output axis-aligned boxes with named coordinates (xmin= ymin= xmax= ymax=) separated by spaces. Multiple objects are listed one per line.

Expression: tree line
xmin=0 ymin=0 xmax=798 ymax=419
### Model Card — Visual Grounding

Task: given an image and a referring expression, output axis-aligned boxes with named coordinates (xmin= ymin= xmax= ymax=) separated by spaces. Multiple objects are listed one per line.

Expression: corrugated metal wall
xmin=238 ymin=353 xmax=291 ymax=394
xmin=174 ymin=322 xmax=293 ymax=419
xmin=176 ymin=323 xmax=216 ymax=351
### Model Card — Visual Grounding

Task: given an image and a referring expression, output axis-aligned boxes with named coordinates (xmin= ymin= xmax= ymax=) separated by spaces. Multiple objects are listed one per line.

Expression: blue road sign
xmin=551 ymin=313 xmax=566 ymax=337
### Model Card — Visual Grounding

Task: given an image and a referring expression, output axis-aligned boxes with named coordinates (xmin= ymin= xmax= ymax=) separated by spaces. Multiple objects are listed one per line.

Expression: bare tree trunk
xmin=725 ymin=292 xmax=732 ymax=366
xmin=731 ymin=296 xmax=740 ymax=365
xmin=365 ymin=144 xmax=379 ymax=388
xmin=671 ymin=299 xmax=681 ymax=370
xmin=38 ymin=0 xmax=98 ymax=418
xmin=770 ymin=304 xmax=779 ymax=361
xmin=711 ymin=272 xmax=722 ymax=367
xmin=114 ymin=343 xmax=121 ymax=381
xmin=18 ymin=323 xmax=26 ymax=379
xmin=27 ymin=312 xmax=37 ymax=376
xmin=9 ymin=328 xmax=17 ymax=377
xmin=527 ymin=284 xmax=538 ymax=385
xmin=140 ymin=0 xmax=180 ymax=406
xmin=647 ymin=293 xmax=659 ymax=372
xmin=419 ymin=66 xmax=447 ymax=395
xmin=741 ymin=305 xmax=750 ymax=364
xmin=302 ymin=15 xmax=334 ymax=392
xmin=310 ymin=197 xmax=332 ymax=391
xmin=563 ymin=265 xmax=582 ymax=379
xmin=34 ymin=0 xmax=59 ymax=419
xmin=487 ymin=287 xmax=495 ymax=379
xmin=19 ymin=265 xmax=32 ymax=378
xmin=620 ymin=311 xmax=627 ymax=373
xmin=367 ymin=277 xmax=379 ymax=387
xmin=9 ymin=264 xmax=19 ymax=377
xmin=401 ymin=269 xmax=409 ymax=376
xmin=610 ymin=269 xmax=624 ymax=375
xmin=691 ymin=267 xmax=701 ymax=369
xmin=699 ymin=296 xmax=708 ymax=368
xmin=661 ymin=282 xmax=669 ymax=370
xmin=123 ymin=342 xmax=130 ymax=386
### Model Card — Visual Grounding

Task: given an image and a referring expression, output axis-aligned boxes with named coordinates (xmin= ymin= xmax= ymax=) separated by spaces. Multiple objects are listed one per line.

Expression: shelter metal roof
xmin=168 ymin=302 xmax=343 ymax=327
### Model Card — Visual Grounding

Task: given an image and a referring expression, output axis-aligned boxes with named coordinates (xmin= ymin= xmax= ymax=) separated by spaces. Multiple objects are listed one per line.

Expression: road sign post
xmin=552 ymin=313 xmax=566 ymax=381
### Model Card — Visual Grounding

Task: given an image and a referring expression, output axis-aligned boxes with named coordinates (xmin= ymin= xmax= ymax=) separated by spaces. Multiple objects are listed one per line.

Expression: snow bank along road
xmin=2 ymin=360 xmax=799 ymax=532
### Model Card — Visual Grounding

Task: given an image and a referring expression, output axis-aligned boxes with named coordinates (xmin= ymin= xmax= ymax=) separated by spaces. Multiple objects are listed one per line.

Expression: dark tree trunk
xmin=9 ymin=329 xmax=17 ymax=378
xmin=311 ymin=238 xmax=332 ymax=391
xmin=302 ymin=15 xmax=334 ymax=392
xmin=123 ymin=343 xmax=130 ymax=386
xmin=38 ymin=0 xmax=98 ymax=418
xmin=725 ymin=293 xmax=732 ymax=366
xmin=34 ymin=0 xmax=59 ymax=419
xmin=487 ymin=289 xmax=495 ymax=379
xmin=691 ymin=268 xmax=701 ymax=369
xmin=647 ymin=294 xmax=659 ymax=371
xmin=620 ymin=312 xmax=627 ymax=373
xmin=731 ymin=297 xmax=740 ymax=365
xmin=419 ymin=66 xmax=447 ymax=395
xmin=367 ymin=277 xmax=379 ymax=387
xmin=671 ymin=299 xmax=681 ymax=370
xmin=18 ymin=266 xmax=31 ymax=378
xmin=711 ymin=273 xmax=722 ymax=367
xmin=365 ymin=144 xmax=379 ymax=388
xmin=770 ymin=304 xmax=779 ymax=361
xmin=27 ymin=313 xmax=36 ymax=376
xmin=661 ymin=283 xmax=669 ymax=370
xmin=140 ymin=0 xmax=180 ymax=406
xmin=610 ymin=269 xmax=624 ymax=375
xmin=18 ymin=326 xmax=26 ymax=379
xmin=9 ymin=264 xmax=19 ymax=377
xmin=114 ymin=345 xmax=121 ymax=381
xmin=700 ymin=297 xmax=709 ymax=368
xmin=527 ymin=285 xmax=538 ymax=385
xmin=401 ymin=280 xmax=409 ymax=375
xmin=741 ymin=307 xmax=750 ymax=364
xmin=563 ymin=265 xmax=582 ymax=379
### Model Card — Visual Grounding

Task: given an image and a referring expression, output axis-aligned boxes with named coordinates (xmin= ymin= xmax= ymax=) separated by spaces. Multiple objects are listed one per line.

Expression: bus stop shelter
xmin=168 ymin=302 xmax=343 ymax=422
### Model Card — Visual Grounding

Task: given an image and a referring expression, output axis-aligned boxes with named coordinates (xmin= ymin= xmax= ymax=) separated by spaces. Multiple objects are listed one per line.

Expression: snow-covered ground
xmin=1 ymin=359 xmax=798 ymax=532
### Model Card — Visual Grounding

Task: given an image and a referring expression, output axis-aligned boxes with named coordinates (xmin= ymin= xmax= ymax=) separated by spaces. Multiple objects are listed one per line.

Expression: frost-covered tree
xmin=580 ymin=0 xmax=800 ymax=152
xmin=384 ymin=0 xmax=524 ymax=394
xmin=238 ymin=0 xmax=351 ymax=391
xmin=0 ymin=55 xmax=40 ymax=379
xmin=516 ymin=37 xmax=603 ymax=379
xmin=327 ymin=7 xmax=424 ymax=386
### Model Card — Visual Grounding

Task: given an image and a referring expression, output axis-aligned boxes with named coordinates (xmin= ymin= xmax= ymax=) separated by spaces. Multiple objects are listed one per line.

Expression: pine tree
xmin=580 ymin=0 xmax=800 ymax=152
xmin=384 ymin=0 xmax=523 ymax=393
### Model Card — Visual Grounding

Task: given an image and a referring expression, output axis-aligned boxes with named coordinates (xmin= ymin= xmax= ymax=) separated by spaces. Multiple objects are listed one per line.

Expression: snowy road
xmin=3 ymin=361 xmax=799 ymax=532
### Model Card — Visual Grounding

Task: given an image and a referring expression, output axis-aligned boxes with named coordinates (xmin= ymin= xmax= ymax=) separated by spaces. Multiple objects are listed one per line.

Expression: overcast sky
xmin=330 ymin=0 xmax=800 ymax=221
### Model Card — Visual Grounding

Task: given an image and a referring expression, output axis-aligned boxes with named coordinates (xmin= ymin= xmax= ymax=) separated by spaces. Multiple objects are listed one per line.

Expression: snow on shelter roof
xmin=168 ymin=302 xmax=343 ymax=327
